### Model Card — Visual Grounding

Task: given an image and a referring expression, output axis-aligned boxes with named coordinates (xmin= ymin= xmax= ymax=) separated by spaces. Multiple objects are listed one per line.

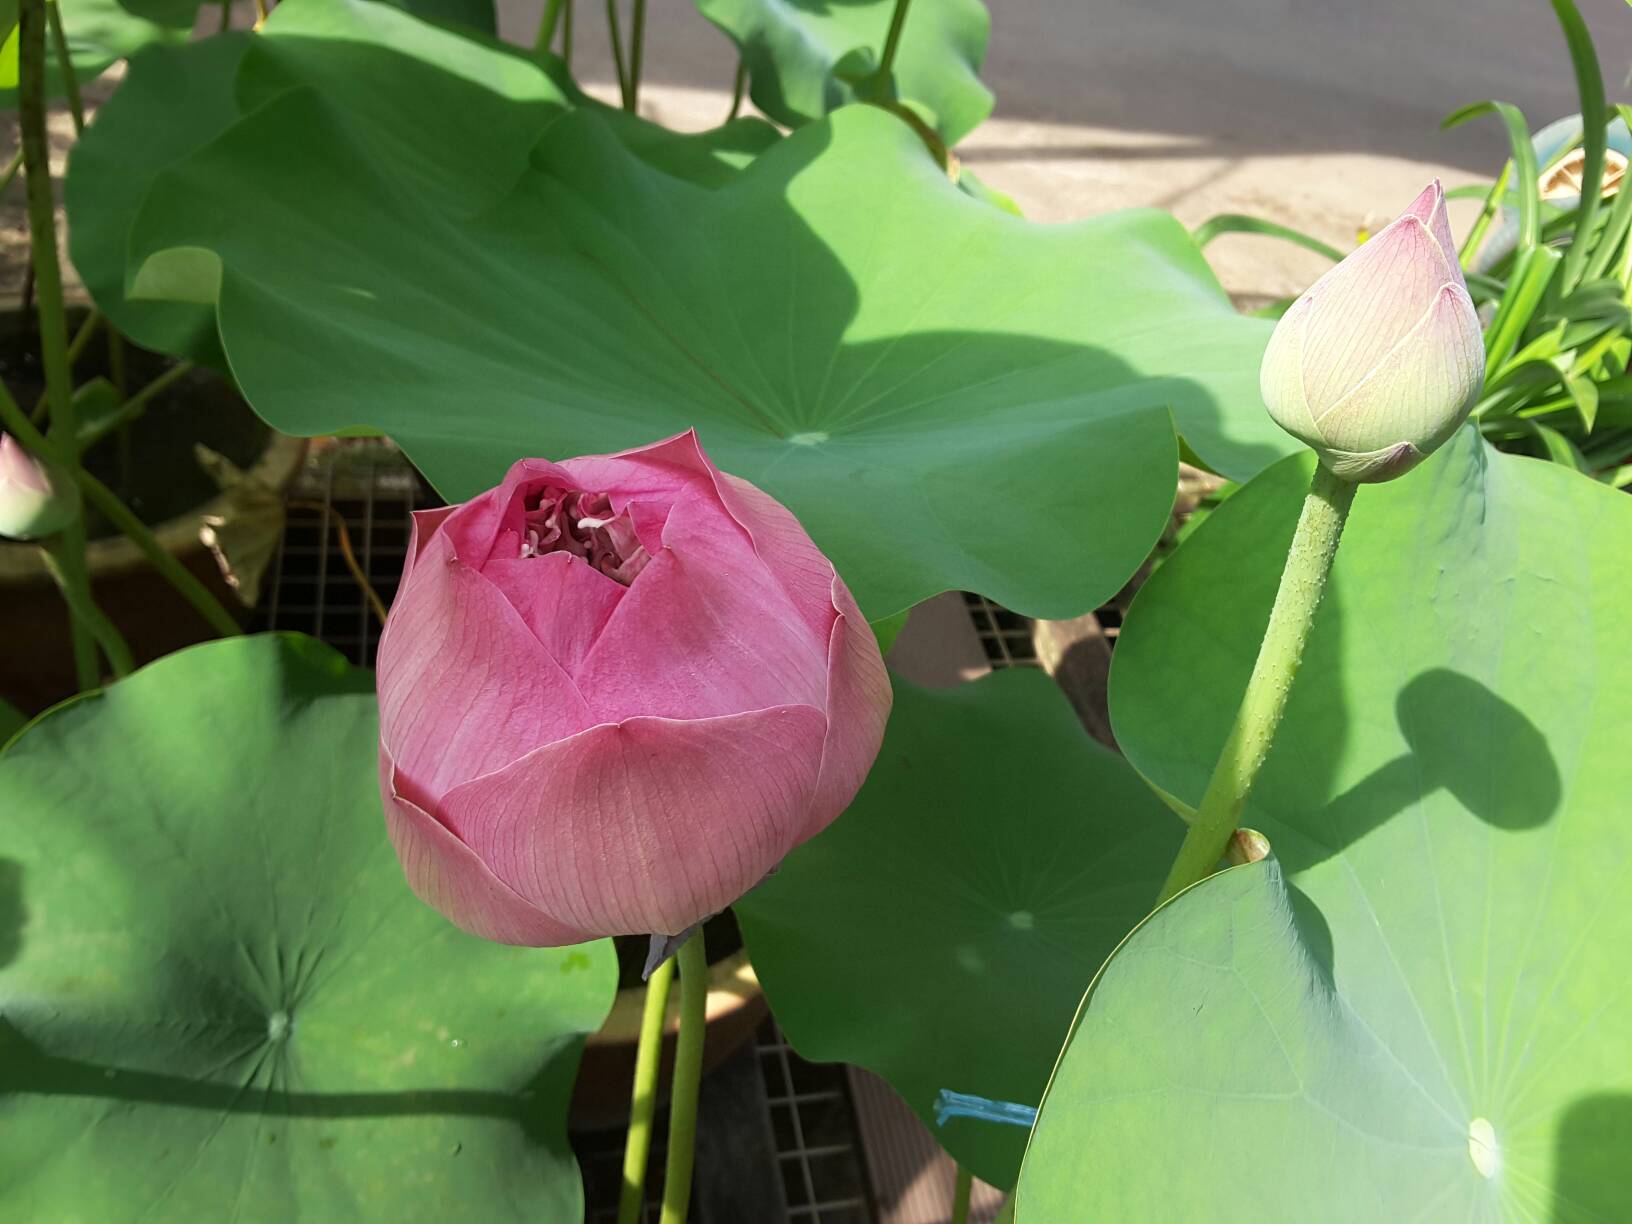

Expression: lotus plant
xmin=1159 ymin=182 xmax=1486 ymax=901
xmin=375 ymin=429 xmax=890 ymax=1221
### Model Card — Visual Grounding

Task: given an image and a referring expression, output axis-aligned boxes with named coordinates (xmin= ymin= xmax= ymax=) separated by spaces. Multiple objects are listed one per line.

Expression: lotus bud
xmin=0 ymin=433 xmax=78 ymax=540
xmin=1259 ymin=181 xmax=1485 ymax=483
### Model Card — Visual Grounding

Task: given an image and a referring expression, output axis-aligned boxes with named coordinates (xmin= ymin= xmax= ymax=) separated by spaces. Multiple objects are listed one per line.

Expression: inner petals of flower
xmin=518 ymin=485 xmax=651 ymax=585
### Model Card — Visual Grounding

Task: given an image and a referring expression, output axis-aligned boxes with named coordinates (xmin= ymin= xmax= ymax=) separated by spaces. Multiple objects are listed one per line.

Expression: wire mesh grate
xmin=960 ymin=592 xmax=1040 ymax=669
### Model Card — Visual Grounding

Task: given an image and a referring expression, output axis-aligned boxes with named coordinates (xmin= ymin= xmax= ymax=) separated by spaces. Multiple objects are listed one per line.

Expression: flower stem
xmin=80 ymin=360 xmax=195 ymax=449
xmin=45 ymin=0 xmax=85 ymax=134
xmin=39 ymin=538 xmax=134 ymax=679
xmin=726 ymin=57 xmax=747 ymax=121
xmin=878 ymin=0 xmax=914 ymax=80
xmin=628 ymin=0 xmax=647 ymax=112
xmin=535 ymin=0 xmax=565 ymax=53
xmin=1156 ymin=461 xmax=1357 ymax=904
xmin=605 ymin=0 xmax=631 ymax=111
xmin=657 ymin=934 xmax=708 ymax=1224
xmin=617 ymin=952 xmax=677 ymax=1224
xmin=951 ymin=1166 xmax=973 ymax=1224
xmin=19 ymin=0 xmax=98 ymax=687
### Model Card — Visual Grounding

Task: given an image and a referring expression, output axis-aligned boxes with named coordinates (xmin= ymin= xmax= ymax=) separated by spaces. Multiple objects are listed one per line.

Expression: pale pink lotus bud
xmin=0 ymin=433 xmax=77 ymax=540
xmin=1260 ymin=181 xmax=1485 ymax=483
xmin=376 ymin=431 xmax=892 ymax=946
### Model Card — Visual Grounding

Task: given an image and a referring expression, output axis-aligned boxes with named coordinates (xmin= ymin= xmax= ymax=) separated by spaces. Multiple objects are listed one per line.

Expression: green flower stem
xmin=950 ymin=1166 xmax=973 ymax=1224
xmin=726 ymin=57 xmax=747 ymax=122
xmin=605 ymin=0 xmax=631 ymax=111
xmin=657 ymin=934 xmax=708 ymax=1224
xmin=45 ymin=0 xmax=86 ymax=134
xmin=82 ymin=361 xmax=195 ymax=450
xmin=616 ymin=952 xmax=676 ymax=1224
xmin=878 ymin=0 xmax=914 ymax=79
xmin=628 ymin=0 xmax=647 ymax=111
xmin=534 ymin=0 xmax=566 ymax=53
xmin=1156 ymin=461 xmax=1357 ymax=904
xmin=19 ymin=0 xmax=97 ymax=688
xmin=0 ymin=382 xmax=244 ymax=641
xmin=39 ymin=538 xmax=134 ymax=679
xmin=561 ymin=0 xmax=575 ymax=69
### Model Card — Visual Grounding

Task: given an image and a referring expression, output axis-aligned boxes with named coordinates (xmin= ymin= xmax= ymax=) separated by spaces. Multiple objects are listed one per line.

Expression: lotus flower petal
xmin=1260 ymin=182 xmax=1484 ymax=483
xmin=441 ymin=705 xmax=828 ymax=938
xmin=376 ymin=529 xmax=594 ymax=813
xmin=379 ymin=748 xmax=598 ymax=946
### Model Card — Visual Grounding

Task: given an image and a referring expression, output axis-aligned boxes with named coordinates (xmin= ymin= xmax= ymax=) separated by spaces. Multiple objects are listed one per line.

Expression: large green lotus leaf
xmin=0 ymin=634 xmax=617 ymax=1222
xmin=385 ymin=0 xmax=497 ymax=34
xmin=1018 ymin=429 xmax=1632 ymax=1219
xmin=695 ymin=0 xmax=992 ymax=145
xmin=126 ymin=86 xmax=1287 ymax=619
xmin=0 ymin=0 xmax=197 ymax=102
xmin=64 ymin=35 xmax=249 ymax=364
xmin=64 ymin=0 xmax=775 ymax=361
xmin=736 ymin=669 xmax=1181 ymax=1188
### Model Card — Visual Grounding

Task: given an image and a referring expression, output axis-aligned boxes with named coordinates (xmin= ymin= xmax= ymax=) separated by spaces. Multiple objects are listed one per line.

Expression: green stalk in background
xmin=627 ymin=0 xmax=647 ymax=112
xmin=1156 ymin=464 xmax=1356 ymax=903
xmin=950 ymin=1166 xmax=974 ymax=1224
xmin=877 ymin=0 xmax=915 ymax=80
xmin=657 ymin=935 xmax=708 ymax=1224
xmin=605 ymin=0 xmax=631 ymax=110
xmin=18 ymin=0 xmax=97 ymax=688
xmin=534 ymin=0 xmax=566 ymax=54
xmin=617 ymin=953 xmax=677 ymax=1224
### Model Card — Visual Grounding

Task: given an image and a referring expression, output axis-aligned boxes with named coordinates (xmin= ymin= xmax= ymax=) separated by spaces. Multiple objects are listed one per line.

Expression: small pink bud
xmin=1259 ymin=182 xmax=1485 ymax=483
xmin=0 ymin=433 xmax=78 ymax=540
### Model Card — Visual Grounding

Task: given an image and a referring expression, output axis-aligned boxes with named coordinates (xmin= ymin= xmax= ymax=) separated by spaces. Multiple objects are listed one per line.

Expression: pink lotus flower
xmin=376 ymin=431 xmax=891 ymax=945
xmin=1260 ymin=181 xmax=1484 ymax=483
xmin=0 ymin=433 xmax=77 ymax=540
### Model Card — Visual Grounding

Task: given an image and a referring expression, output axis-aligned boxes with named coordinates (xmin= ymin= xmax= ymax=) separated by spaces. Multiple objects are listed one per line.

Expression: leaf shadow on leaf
xmin=1551 ymin=1094 xmax=1632 ymax=1224
xmin=0 ymin=1017 xmax=580 ymax=1132
xmin=1268 ymin=666 xmax=1561 ymax=877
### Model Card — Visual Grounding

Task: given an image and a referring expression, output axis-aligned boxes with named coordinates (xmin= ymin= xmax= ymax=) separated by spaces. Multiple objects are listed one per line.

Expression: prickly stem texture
xmin=1157 ymin=462 xmax=1356 ymax=903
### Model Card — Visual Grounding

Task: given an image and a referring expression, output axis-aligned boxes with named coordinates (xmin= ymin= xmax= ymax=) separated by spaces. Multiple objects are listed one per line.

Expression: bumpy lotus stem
xmin=1156 ymin=463 xmax=1356 ymax=903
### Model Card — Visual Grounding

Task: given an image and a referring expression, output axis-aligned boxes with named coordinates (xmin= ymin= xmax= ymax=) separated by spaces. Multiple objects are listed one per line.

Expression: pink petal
xmin=712 ymin=472 xmax=845 ymax=643
xmin=478 ymin=550 xmax=624 ymax=672
xmin=557 ymin=429 xmax=716 ymax=501
xmin=1400 ymin=180 xmax=1467 ymax=290
xmin=379 ymin=745 xmax=597 ymax=946
xmin=441 ymin=705 xmax=830 ymax=937
xmin=1300 ymin=214 xmax=1449 ymax=413
xmin=376 ymin=529 xmax=594 ymax=813
xmin=440 ymin=459 xmax=578 ymax=568
xmin=572 ymin=489 xmax=831 ymax=721
xmin=803 ymin=576 xmax=893 ymax=842
xmin=402 ymin=506 xmax=457 ymax=581
xmin=1314 ymin=282 xmax=1484 ymax=456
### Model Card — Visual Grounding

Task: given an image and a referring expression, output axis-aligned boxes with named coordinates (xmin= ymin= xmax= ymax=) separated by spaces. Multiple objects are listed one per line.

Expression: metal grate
xmin=259 ymin=439 xmax=874 ymax=1223
xmin=253 ymin=438 xmax=431 ymax=664
xmin=759 ymin=1021 xmax=874 ymax=1223
xmin=960 ymin=592 xmax=1040 ymax=669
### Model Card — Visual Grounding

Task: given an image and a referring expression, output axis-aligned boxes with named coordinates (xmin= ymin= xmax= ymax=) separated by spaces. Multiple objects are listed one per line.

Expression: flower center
xmin=517 ymin=485 xmax=650 ymax=585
